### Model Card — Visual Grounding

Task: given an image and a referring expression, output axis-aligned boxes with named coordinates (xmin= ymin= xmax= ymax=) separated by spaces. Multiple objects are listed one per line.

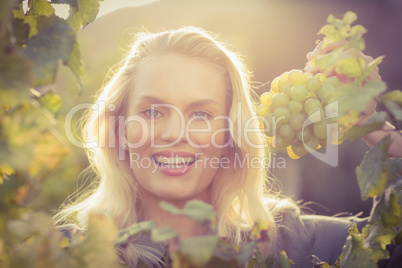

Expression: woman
xmin=54 ymin=26 xmax=391 ymax=267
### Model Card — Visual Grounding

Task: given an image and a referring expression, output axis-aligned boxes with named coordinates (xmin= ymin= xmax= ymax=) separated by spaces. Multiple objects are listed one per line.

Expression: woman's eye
xmin=192 ymin=111 xmax=210 ymax=119
xmin=143 ymin=109 xmax=161 ymax=118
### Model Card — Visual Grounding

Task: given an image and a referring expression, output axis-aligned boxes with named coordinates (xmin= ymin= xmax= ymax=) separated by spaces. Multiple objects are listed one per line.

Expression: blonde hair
xmin=54 ymin=26 xmax=301 ymax=266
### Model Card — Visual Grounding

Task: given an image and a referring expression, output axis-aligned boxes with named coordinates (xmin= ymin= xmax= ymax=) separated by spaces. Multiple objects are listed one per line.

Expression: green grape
xmin=274 ymin=136 xmax=291 ymax=148
xmin=317 ymin=84 xmax=336 ymax=103
xmin=313 ymin=120 xmax=328 ymax=140
xmin=270 ymin=76 xmax=280 ymax=93
xmin=304 ymin=98 xmax=322 ymax=115
xmin=291 ymin=137 xmax=302 ymax=146
xmin=296 ymin=127 xmax=312 ymax=142
xmin=279 ymin=123 xmax=295 ymax=140
xmin=305 ymin=76 xmax=322 ymax=92
xmin=283 ymin=84 xmax=292 ymax=96
xmin=260 ymin=92 xmax=273 ymax=106
xmin=271 ymin=92 xmax=290 ymax=111
xmin=324 ymin=76 xmax=341 ymax=88
xmin=290 ymin=85 xmax=308 ymax=101
xmin=288 ymin=100 xmax=303 ymax=114
xmin=304 ymin=135 xmax=319 ymax=151
xmin=291 ymin=144 xmax=307 ymax=157
xmin=288 ymin=69 xmax=307 ymax=85
xmin=263 ymin=114 xmax=276 ymax=137
xmin=273 ymin=107 xmax=291 ymax=124
xmin=289 ymin=113 xmax=307 ymax=131
xmin=307 ymin=107 xmax=325 ymax=122
xmin=278 ymin=72 xmax=290 ymax=90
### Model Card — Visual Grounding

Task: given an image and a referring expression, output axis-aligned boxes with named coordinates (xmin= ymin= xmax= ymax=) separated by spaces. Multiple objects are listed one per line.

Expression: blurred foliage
xmin=0 ymin=2 xmax=401 ymax=267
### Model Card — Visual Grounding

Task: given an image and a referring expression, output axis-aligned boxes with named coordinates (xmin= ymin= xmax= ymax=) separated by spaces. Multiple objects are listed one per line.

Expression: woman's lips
xmin=151 ymin=151 xmax=197 ymax=176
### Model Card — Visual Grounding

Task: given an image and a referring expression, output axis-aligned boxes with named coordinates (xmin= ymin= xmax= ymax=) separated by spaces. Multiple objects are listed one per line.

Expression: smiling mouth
xmin=152 ymin=155 xmax=196 ymax=169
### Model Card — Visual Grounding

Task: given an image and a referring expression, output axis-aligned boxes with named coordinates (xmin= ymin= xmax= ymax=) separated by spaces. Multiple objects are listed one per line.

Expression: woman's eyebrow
xmin=138 ymin=95 xmax=219 ymax=107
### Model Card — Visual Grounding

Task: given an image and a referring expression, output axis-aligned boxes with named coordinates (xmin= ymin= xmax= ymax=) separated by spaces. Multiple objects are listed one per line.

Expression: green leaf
xmin=116 ymin=220 xmax=156 ymax=245
xmin=22 ymin=16 xmax=75 ymax=86
xmin=356 ymin=135 xmax=392 ymax=200
xmin=313 ymin=47 xmax=344 ymax=70
xmin=343 ymin=11 xmax=357 ymax=25
xmin=336 ymin=80 xmax=386 ymax=114
xmin=151 ymin=226 xmax=178 ymax=243
xmin=160 ymin=200 xmax=216 ymax=229
xmin=335 ymin=57 xmax=366 ymax=78
xmin=236 ymin=240 xmax=257 ymax=265
xmin=213 ymin=237 xmax=236 ymax=263
xmin=343 ymin=112 xmax=386 ymax=141
xmin=25 ymin=0 xmax=56 ymax=37
xmin=70 ymin=214 xmax=120 ymax=268
xmin=370 ymin=189 xmax=401 ymax=228
xmin=361 ymin=55 xmax=383 ymax=80
xmin=0 ymin=49 xmax=32 ymax=108
xmin=0 ymin=163 xmax=14 ymax=184
xmin=278 ymin=250 xmax=294 ymax=268
xmin=67 ymin=41 xmax=84 ymax=89
xmin=364 ymin=224 xmax=395 ymax=262
xmin=312 ymin=255 xmax=331 ymax=268
xmin=249 ymin=219 xmax=270 ymax=242
xmin=37 ymin=90 xmax=62 ymax=116
xmin=384 ymin=100 xmax=402 ymax=121
xmin=179 ymin=235 xmax=219 ymax=267
xmin=67 ymin=0 xmax=103 ymax=31
xmin=341 ymin=233 xmax=377 ymax=268
xmin=381 ymin=90 xmax=402 ymax=105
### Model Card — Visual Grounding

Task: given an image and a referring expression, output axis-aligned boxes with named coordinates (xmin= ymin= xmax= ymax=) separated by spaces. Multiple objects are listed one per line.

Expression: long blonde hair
xmin=54 ymin=26 xmax=300 ymax=266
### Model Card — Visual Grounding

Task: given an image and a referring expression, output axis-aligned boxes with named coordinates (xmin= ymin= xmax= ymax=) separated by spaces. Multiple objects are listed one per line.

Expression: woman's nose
xmin=158 ymin=113 xmax=186 ymax=145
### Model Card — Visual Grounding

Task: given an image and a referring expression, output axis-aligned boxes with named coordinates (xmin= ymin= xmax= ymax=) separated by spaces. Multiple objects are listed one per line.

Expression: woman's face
xmin=125 ymin=53 xmax=229 ymax=202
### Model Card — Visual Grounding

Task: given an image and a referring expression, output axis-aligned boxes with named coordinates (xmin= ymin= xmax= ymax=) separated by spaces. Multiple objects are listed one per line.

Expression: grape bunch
xmin=258 ymin=69 xmax=343 ymax=159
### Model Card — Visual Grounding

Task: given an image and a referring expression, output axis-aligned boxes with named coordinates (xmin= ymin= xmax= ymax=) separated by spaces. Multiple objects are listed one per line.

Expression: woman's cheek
xmin=125 ymin=120 xmax=151 ymax=147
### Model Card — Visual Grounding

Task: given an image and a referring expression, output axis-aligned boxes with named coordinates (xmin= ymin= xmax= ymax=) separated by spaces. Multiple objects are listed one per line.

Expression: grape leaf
xmin=70 ymin=214 xmax=120 ymax=268
xmin=312 ymin=255 xmax=331 ymax=268
xmin=341 ymin=233 xmax=377 ymax=268
xmin=37 ymin=90 xmax=63 ymax=116
xmin=356 ymin=135 xmax=391 ymax=200
xmin=0 ymin=49 xmax=31 ymax=108
xmin=236 ymin=240 xmax=257 ymax=265
xmin=313 ymin=48 xmax=343 ymax=71
xmin=336 ymin=80 xmax=386 ymax=114
xmin=278 ymin=250 xmax=294 ymax=268
xmin=343 ymin=112 xmax=386 ymax=141
xmin=67 ymin=0 xmax=103 ymax=31
xmin=364 ymin=224 xmax=395 ymax=262
xmin=25 ymin=0 xmax=56 ymax=37
xmin=343 ymin=11 xmax=358 ymax=25
xmin=249 ymin=219 xmax=270 ymax=242
xmin=67 ymin=41 xmax=84 ymax=89
xmin=213 ymin=237 xmax=236 ymax=262
xmin=384 ymin=100 xmax=402 ymax=121
xmin=0 ymin=163 xmax=14 ymax=184
xmin=160 ymin=200 xmax=216 ymax=229
xmin=370 ymin=189 xmax=401 ymax=228
xmin=22 ymin=16 xmax=75 ymax=86
xmin=349 ymin=25 xmax=367 ymax=51
xmin=178 ymin=235 xmax=219 ymax=267
xmin=335 ymin=57 xmax=366 ymax=78
xmin=381 ymin=90 xmax=402 ymax=105
xmin=151 ymin=226 xmax=178 ymax=243
xmin=116 ymin=220 xmax=156 ymax=245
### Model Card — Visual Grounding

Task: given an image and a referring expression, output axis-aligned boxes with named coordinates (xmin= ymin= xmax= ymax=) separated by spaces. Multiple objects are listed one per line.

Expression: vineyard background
xmin=1 ymin=0 xmax=402 ymax=267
